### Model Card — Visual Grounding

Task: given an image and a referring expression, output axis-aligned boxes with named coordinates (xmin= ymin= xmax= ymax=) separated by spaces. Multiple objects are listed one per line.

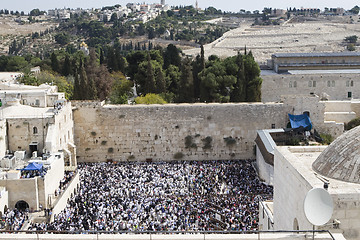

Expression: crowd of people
xmin=1 ymin=208 xmax=28 ymax=230
xmin=55 ymin=171 xmax=75 ymax=197
xmin=30 ymin=160 xmax=273 ymax=232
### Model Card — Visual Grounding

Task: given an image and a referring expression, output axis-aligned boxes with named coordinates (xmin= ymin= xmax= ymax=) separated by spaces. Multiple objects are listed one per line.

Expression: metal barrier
xmin=0 ymin=229 xmax=336 ymax=240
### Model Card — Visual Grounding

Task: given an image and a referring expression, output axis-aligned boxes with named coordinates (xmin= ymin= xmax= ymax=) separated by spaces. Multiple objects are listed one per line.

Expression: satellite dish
xmin=304 ymin=188 xmax=333 ymax=226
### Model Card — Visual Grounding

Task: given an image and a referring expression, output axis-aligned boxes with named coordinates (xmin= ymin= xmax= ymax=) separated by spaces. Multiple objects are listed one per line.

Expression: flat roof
xmin=261 ymin=69 xmax=360 ymax=75
xmin=277 ymin=146 xmax=360 ymax=195
xmin=272 ymin=52 xmax=360 ymax=58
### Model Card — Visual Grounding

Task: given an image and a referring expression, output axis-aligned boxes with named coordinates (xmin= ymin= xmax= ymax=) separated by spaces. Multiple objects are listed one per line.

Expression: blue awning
xmin=288 ymin=113 xmax=312 ymax=131
xmin=22 ymin=162 xmax=43 ymax=171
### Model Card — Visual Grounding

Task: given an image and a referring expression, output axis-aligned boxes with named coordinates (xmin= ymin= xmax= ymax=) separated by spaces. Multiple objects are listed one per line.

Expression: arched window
xmin=33 ymin=127 xmax=38 ymax=134
xmin=351 ymin=80 xmax=354 ymax=87
xmin=332 ymin=80 xmax=335 ymax=87
xmin=293 ymin=81 xmax=297 ymax=88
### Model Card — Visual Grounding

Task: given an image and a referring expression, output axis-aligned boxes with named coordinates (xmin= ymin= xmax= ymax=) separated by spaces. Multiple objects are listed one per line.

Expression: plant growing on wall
xmin=224 ymin=137 xmax=236 ymax=146
xmin=108 ymin=147 xmax=114 ymax=153
xmin=101 ymin=140 xmax=107 ymax=145
xmin=128 ymin=155 xmax=135 ymax=160
xmin=91 ymin=131 xmax=97 ymax=136
xmin=185 ymin=135 xmax=197 ymax=148
xmin=174 ymin=152 xmax=184 ymax=159
xmin=202 ymin=136 xmax=212 ymax=150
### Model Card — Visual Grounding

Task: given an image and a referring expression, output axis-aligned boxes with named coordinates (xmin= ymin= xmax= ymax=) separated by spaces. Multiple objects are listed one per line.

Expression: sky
xmin=1 ymin=0 xmax=359 ymax=13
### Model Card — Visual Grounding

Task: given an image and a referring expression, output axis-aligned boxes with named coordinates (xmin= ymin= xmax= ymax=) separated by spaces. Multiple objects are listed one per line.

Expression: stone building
xmin=0 ymin=74 xmax=77 ymax=213
xmin=261 ymin=70 xmax=360 ymax=102
xmin=270 ymin=52 xmax=360 ymax=73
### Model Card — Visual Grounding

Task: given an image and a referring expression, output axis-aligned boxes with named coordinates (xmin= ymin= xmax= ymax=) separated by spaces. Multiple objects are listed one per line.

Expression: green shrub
xmin=185 ymin=135 xmax=197 ymax=148
xmin=285 ymin=137 xmax=300 ymax=146
xmin=174 ymin=152 xmax=184 ymax=159
xmin=202 ymin=136 xmax=212 ymax=150
xmin=108 ymin=147 xmax=114 ymax=153
xmin=91 ymin=131 xmax=97 ymax=136
xmin=320 ymin=133 xmax=333 ymax=145
xmin=345 ymin=118 xmax=360 ymax=130
xmin=224 ymin=137 xmax=236 ymax=146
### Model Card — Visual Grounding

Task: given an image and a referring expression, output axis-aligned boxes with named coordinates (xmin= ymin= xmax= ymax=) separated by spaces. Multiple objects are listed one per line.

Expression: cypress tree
xmin=62 ymin=55 xmax=71 ymax=76
xmin=178 ymin=58 xmax=194 ymax=103
xmin=99 ymin=48 xmax=105 ymax=65
xmin=51 ymin=52 xmax=59 ymax=73
xmin=73 ymin=68 xmax=81 ymax=100
xmin=79 ymin=58 xmax=88 ymax=99
xmin=230 ymin=52 xmax=245 ymax=102
xmin=155 ymin=68 xmax=166 ymax=93
xmin=145 ymin=53 xmax=155 ymax=94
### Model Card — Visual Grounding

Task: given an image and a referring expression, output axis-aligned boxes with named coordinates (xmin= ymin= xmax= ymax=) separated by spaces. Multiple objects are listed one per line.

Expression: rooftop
xmin=313 ymin=125 xmax=360 ymax=184
xmin=272 ymin=52 xmax=360 ymax=58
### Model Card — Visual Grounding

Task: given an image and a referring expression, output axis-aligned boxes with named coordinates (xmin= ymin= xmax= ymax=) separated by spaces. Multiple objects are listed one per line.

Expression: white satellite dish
xmin=304 ymin=188 xmax=333 ymax=226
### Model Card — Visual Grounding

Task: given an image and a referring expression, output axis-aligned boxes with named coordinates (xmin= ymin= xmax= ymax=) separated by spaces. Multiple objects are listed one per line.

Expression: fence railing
xmin=0 ymin=229 xmax=336 ymax=240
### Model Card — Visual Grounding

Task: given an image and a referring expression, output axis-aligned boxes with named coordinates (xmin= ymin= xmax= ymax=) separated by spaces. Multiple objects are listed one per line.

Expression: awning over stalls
xmin=22 ymin=162 xmax=43 ymax=171
xmin=288 ymin=113 xmax=312 ymax=131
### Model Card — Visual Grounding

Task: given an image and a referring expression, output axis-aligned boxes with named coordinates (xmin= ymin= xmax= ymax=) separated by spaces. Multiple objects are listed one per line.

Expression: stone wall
xmin=0 ymin=177 xmax=39 ymax=211
xmin=72 ymin=102 xmax=291 ymax=162
xmin=262 ymin=73 xmax=360 ymax=103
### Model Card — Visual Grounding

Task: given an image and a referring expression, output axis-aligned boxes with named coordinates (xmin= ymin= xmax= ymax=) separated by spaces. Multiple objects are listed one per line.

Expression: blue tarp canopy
xmin=288 ymin=113 xmax=312 ymax=131
xmin=22 ymin=162 xmax=43 ymax=171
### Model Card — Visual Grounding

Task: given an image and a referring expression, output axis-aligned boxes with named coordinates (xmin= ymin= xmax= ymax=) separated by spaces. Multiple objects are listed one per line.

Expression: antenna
xmin=304 ymin=188 xmax=333 ymax=226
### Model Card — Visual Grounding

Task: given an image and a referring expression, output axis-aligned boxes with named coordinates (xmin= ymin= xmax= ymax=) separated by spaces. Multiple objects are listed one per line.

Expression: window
xmin=348 ymin=92 xmax=352 ymax=98
xmin=33 ymin=127 xmax=38 ymax=134
xmin=346 ymin=81 xmax=350 ymax=87
xmin=293 ymin=81 xmax=297 ymax=88
xmin=271 ymin=124 xmax=276 ymax=129
xmin=289 ymin=82 xmax=292 ymax=88
xmin=332 ymin=80 xmax=335 ymax=87
xmin=35 ymin=99 xmax=40 ymax=106
xmin=313 ymin=81 xmax=316 ymax=87
xmin=351 ymin=81 xmax=354 ymax=87
xmin=308 ymin=81 xmax=312 ymax=87
xmin=327 ymin=81 xmax=331 ymax=87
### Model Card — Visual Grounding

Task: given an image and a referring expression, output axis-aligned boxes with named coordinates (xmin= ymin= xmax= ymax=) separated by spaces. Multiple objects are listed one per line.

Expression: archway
xmin=15 ymin=200 xmax=29 ymax=211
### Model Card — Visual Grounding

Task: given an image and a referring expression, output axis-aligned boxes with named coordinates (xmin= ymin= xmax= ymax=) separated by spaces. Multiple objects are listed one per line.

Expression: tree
xmin=78 ymin=59 xmax=89 ymax=99
xmin=148 ymin=27 xmax=155 ymax=39
xmin=110 ymin=13 xmax=118 ymax=22
xmin=109 ymin=72 xmax=133 ymax=104
xmin=51 ymin=52 xmax=60 ymax=73
xmin=145 ymin=53 xmax=156 ymax=94
xmin=166 ymin=64 xmax=181 ymax=94
xmin=55 ymin=33 xmax=70 ymax=46
xmin=34 ymin=71 xmax=73 ymax=100
xmin=350 ymin=5 xmax=360 ymax=15
xmin=177 ymin=58 xmax=194 ymax=102
xmin=230 ymin=52 xmax=245 ymax=102
xmin=73 ymin=68 xmax=81 ymax=100
xmin=135 ymin=93 xmax=167 ymax=104
xmin=155 ymin=68 xmax=166 ymax=93
xmin=62 ymin=55 xmax=72 ymax=76
xmin=243 ymin=53 xmax=262 ymax=102
xmin=163 ymin=44 xmax=181 ymax=69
